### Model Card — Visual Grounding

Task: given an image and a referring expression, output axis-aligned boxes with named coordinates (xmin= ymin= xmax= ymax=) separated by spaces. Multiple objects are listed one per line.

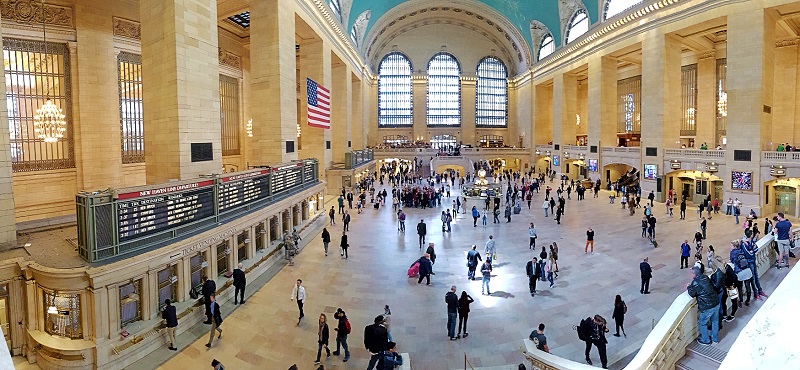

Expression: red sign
xmin=117 ymin=180 xmax=214 ymax=200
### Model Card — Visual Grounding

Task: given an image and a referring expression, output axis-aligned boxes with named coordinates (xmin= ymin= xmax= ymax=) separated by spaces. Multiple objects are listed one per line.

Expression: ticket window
xmin=255 ymin=223 xmax=265 ymax=252
xmin=216 ymin=243 xmax=229 ymax=277
xmin=190 ymin=253 xmax=205 ymax=291
xmin=237 ymin=232 xmax=248 ymax=263
xmin=270 ymin=217 xmax=279 ymax=242
xmin=157 ymin=265 xmax=177 ymax=308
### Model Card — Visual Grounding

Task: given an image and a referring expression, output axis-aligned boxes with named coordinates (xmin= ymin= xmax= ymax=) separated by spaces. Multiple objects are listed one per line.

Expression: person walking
xmin=700 ymin=217 xmax=707 ymax=239
xmin=337 ymin=195 xmax=344 ymax=214
xmin=640 ymin=257 xmax=652 ymax=294
xmin=202 ymin=275 xmax=216 ymax=324
xmin=162 ymin=299 xmax=178 ymax=351
xmin=457 ymin=291 xmax=473 ymax=338
xmin=526 ymin=257 xmax=539 ymax=296
xmin=612 ymin=295 xmax=627 ymax=338
xmin=445 ymin=286 xmax=459 ymax=340
xmin=774 ymin=212 xmax=793 ymax=269
xmin=472 ymin=206 xmax=480 ymax=227
xmin=680 ymin=201 xmax=687 ymax=220
xmin=587 ymin=315 xmax=609 ymax=368
xmin=417 ymin=254 xmax=433 ymax=285
xmin=417 ymin=220 xmax=427 ymax=249
xmin=585 ymin=228 xmax=594 ymax=254
xmin=529 ymin=223 xmax=537 ymax=250
xmin=466 ymin=245 xmax=482 ymax=280
xmin=232 ymin=263 xmax=246 ymax=305
xmin=364 ymin=315 xmax=389 ymax=370
xmin=505 ymin=204 xmax=512 ymax=223
xmin=381 ymin=342 xmax=403 ymax=369
xmin=329 ymin=206 xmax=336 ymax=225
xmin=321 ymin=227 xmax=331 ymax=256
xmin=680 ymin=240 xmax=691 ymax=269
xmin=687 ymin=265 xmax=719 ymax=345
xmin=340 ymin=231 xmax=349 ymax=259
xmin=332 ymin=308 xmax=351 ymax=362
xmin=542 ymin=199 xmax=549 ymax=217
xmin=205 ymin=294 xmax=223 ymax=348
xmin=545 ymin=254 xmax=555 ymax=288
xmin=211 ymin=359 xmax=224 ymax=370
xmin=425 ymin=243 xmax=437 ymax=265
xmin=484 ymin=236 xmax=496 ymax=264
xmin=314 ymin=313 xmax=331 ymax=365
xmin=480 ymin=260 xmax=492 ymax=295
xmin=342 ymin=211 xmax=351 ymax=232
xmin=529 ymin=323 xmax=550 ymax=353
xmin=290 ymin=279 xmax=306 ymax=325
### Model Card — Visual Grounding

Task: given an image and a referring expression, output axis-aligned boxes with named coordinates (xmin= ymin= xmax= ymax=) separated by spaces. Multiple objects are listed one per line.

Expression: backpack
xmin=577 ymin=317 xmax=593 ymax=341
xmin=345 ymin=319 xmax=352 ymax=334
xmin=736 ymin=253 xmax=749 ymax=270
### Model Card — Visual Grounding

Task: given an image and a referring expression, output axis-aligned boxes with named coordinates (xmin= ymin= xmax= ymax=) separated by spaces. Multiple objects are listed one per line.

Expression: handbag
xmin=736 ymin=268 xmax=753 ymax=281
xmin=727 ymin=287 xmax=739 ymax=300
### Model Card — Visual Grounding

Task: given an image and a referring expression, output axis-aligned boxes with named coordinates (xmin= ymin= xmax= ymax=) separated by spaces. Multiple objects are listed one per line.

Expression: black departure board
xmin=303 ymin=162 xmax=315 ymax=182
xmin=271 ymin=163 xmax=303 ymax=195
xmin=117 ymin=181 xmax=215 ymax=242
xmin=218 ymin=169 xmax=271 ymax=212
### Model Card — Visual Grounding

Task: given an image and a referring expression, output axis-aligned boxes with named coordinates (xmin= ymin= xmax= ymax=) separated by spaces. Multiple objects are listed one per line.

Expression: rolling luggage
xmin=407 ymin=261 xmax=420 ymax=277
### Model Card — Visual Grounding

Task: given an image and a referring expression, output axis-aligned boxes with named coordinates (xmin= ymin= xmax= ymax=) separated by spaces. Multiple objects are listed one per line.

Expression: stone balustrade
xmin=664 ymin=148 xmax=726 ymax=160
xmin=761 ymin=151 xmax=800 ymax=164
xmin=602 ymin=147 xmax=641 ymax=154
xmin=562 ymin=145 xmax=589 ymax=152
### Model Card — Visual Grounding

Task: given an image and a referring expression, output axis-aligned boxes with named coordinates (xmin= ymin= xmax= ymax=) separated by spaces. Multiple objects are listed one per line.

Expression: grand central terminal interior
xmin=0 ymin=0 xmax=798 ymax=369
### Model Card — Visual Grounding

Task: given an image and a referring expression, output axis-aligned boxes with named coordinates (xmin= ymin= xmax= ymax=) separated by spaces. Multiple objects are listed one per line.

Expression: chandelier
xmin=717 ymin=91 xmax=727 ymax=117
xmin=33 ymin=0 xmax=67 ymax=143
xmin=246 ymin=119 xmax=253 ymax=137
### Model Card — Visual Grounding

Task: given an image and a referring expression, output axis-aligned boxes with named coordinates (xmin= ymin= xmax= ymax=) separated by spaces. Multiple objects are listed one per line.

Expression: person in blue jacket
xmin=741 ymin=237 xmax=766 ymax=300
xmin=417 ymin=254 xmax=433 ymax=285
xmin=381 ymin=341 xmax=403 ymax=370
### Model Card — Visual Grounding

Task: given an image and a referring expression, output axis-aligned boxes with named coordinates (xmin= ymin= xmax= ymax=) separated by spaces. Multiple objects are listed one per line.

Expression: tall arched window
xmin=350 ymin=26 xmax=358 ymax=46
xmin=475 ymin=57 xmax=508 ymax=127
xmin=538 ymin=34 xmax=555 ymax=61
xmin=378 ymin=52 xmax=413 ymax=127
xmin=565 ymin=9 xmax=589 ymax=44
xmin=329 ymin=0 xmax=342 ymax=23
xmin=427 ymin=52 xmax=461 ymax=127
xmin=603 ymin=0 xmax=643 ymax=20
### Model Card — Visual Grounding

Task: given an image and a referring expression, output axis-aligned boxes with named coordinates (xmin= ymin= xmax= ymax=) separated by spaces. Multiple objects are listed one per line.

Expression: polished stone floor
xmin=13 ymin=179 xmax=785 ymax=370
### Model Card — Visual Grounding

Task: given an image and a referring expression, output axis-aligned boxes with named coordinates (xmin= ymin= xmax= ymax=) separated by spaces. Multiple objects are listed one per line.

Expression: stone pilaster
xmin=560 ymin=74 xmax=578 ymax=146
xmin=351 ymin=76 xmax=363 ymax=150
xmin=0 ymin=15 xmax=17 ymax=245
xmin=297 ymin=40 xmax=332 ymax=169
xmin=534 ymin=83 xmax=553 ymax=145
xmin=250 ymin=0 xmax=298 ymax=164
xmin=140 ymin=0 xmax=222 ymax=183
xmin=331 ymin=64 xmax=352 ymax=162
xmin=587 ymin=55 xmax=617 ymax=150
xmin=461 ymin=78 xmax=476 ymax=145
xmin=412 ymin=76 xmax=427 ymax=141
xmin=696 ymin=54 xmax=717 ymax=147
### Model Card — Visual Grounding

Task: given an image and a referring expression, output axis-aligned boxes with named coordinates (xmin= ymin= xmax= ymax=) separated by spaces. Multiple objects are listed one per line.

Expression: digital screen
xmin=732 ymin=171 xmax=753 ymax=190
xmin=117 ymin=181 xmax=215 ymax=242
xmin=552 ymin=155 xmax=560 ymax=166
xmin=218 ymin=170 xmax=271 ymax=212
xmin=271 ymin=164 xmax=303 ymax=195
xmin=643 ymin=164 xmax=658 ymax=180
xmin=588 ymin=159 xmax=598 ymax=172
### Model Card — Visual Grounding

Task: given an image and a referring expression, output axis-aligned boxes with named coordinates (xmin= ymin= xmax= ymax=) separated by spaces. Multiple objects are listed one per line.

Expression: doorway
xmin=774 ymin=186 xmax=796 ymax=215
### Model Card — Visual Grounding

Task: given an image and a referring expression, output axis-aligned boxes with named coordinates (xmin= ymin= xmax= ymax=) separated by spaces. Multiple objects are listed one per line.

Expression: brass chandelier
xmin=33 ymin=0 xmax=66 ymax=143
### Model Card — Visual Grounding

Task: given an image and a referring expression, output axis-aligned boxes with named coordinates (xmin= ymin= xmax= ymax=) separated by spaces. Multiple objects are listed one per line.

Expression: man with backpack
xmin=332 ymin=308 xmax=351 ymax=362
xmin=364 ymin=315 xmax=389 ymax=370
xmin=579 ymin=315 xmax=609 ymax=368
xmin=687 ymin=265 xmax=719 ymax=345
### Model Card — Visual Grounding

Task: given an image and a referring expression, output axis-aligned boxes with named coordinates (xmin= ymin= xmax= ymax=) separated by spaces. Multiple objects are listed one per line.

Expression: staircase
xmin=675 ymin=340 xmax=728 ymax=370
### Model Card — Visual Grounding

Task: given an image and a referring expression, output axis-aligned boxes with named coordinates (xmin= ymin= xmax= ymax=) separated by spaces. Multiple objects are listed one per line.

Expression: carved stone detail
xmin=558 ymin=0 xmax=584 ymax=36
xmin=775 ymin=38 xmax=799 ymax=48
xmin=529 ymin=20 xmax=549 ymax=61
xmin=340 ymin=0 xmax=353 ymax=27
xmin=113 ymin=17 xmax=140 ymax=40
xmin=218 ymin=47 xmax=241 ymax=70
xmin=698 ymin=50 xmax=715 ymax=60
xmin=1 ymin=0 xmax=73 ymax=28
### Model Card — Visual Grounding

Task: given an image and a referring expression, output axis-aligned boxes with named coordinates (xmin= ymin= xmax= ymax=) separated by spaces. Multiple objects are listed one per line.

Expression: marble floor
xmin=14 ymin=180 xmax=787 ymax=370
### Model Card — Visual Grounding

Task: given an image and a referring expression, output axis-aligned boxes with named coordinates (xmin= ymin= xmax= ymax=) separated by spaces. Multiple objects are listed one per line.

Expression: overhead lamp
xmin=535 ymin=149 xmax=541 ymax=155
xmin=33 ymin=0 xmax=67 ymax=143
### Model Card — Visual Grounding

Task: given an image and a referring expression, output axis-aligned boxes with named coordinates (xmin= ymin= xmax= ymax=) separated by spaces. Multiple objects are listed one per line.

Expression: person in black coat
xmin=457 ymin=291 xmax=474 ymax=338
xmin=612 ymin=295 xmax=627 ymax=337
xmin=640 ymin=258 xmax=652 ymax=294
xmin=321 ymin=228 xmax=331 ymax=256
xmin=340 ymin=231 xmax=349 ymax=259
xmin=232 ymin=263 xmax=246 ymax=305
xmin=425 ymin=243 xmax=437 ymax=265
xmin=417 ymin=254 xmax=433 ymax=285
xmin=314 ymin=313 xmax=331 ymax=364
xmin=526 ymin=257 xmax=540 ymax=296
xmin=417 ymin=220 xmax=427 ymax=249
xmin=205 ymin=294 xmax=223 ymax=348
xmin=202 ymin=276 xmax=216 ymax=324
xmin=364 ymin=315 xmax=389 ymax=369
xmin=162 ymin=299 xmax=178 ymax=350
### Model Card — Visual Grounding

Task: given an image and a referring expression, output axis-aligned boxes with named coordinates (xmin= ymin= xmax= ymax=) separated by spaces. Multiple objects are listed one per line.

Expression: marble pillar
xmin=0 ymin=16 xmax=17 ymax=244
xmin=297 ymin=40 xmax=332 ymax=168
xmin=331 ymin=63 xmax=352 ymax=163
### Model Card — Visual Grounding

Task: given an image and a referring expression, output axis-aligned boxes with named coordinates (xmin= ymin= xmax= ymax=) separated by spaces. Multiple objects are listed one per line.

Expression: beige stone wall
xmin=0 ymin=16 xmax=16 ymax=242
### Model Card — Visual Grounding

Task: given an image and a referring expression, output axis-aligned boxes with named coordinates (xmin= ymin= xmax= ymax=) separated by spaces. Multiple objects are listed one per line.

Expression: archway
xmin=764 ymin=178 xmax=800 ymax=217
xmin=563 ymin=159 xmax=588 ymax=180
xmin=603 ymin=163 xmax=634 ymax=187
xmin=663 ymin=170 xmax=723 ymax=205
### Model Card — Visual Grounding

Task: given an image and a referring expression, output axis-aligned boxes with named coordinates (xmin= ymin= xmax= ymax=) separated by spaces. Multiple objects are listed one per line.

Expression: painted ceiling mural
xmin=346 ymin=0 xmax=599 ymax=54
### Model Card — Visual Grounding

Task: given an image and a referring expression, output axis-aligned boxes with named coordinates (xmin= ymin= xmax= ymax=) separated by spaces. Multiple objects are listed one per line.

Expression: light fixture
xmin=576 ymin=114 xmax=581 ymax=126
xmin=535 ymin=149 xmax=541 ymax=155
xmin=296 ymin=123 xmax=301 ymax=138
xmin=246 ymin=119 xmax=253 ymax=137
xmin=685 ymin=108 xmax=696 ymax=128
xmin=771 ymin=165 xmax=786 ymax=177
xmin=564 ymin=152 xmax=571 ymax=159
xmin=33 ymin=0 xmax=67 ymax=143
xmin=717 ymin=90 xmax=727 ymax=117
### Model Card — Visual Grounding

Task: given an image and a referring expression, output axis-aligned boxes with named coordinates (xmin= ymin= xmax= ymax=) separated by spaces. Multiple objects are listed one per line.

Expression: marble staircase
xmin=675 ymin=340 xmax=727 ymax=370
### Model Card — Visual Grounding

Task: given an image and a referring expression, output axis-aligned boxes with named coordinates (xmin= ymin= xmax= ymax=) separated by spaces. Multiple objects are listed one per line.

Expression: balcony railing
xmin=535 ymin=144 xmax=554 ymax=152
xmin=602 ymin=147 xmax=641 ymax=154
xmin=461 ymin=147 xmax=530 ymax=155
xmin=762 ymin=151 xmax=800 ymax=164
xmin=664 ymin=149 xmax=725 ymax=159
xmin=562 ymin=145 xmax=588 ymax=152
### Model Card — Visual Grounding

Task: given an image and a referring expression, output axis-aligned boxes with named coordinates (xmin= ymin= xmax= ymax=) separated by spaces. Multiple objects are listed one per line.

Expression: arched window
xmin=427 ymin=52 xmax=461 ymax=127
xmin=538 ymin=33 xmax=555 ymax=61
xmin=603 ymin=0 xmax=643 ymax=20
xmin=565 ymin=9 xmax=589 ymax=44
xmin=378 ymin=52 xmax=413 ymax=127
xmin=329 ymin=0 xmax=342 ymax=23
xmin=350 ymin=26 xmax=358 ymax=46
xmin=475 ymin=57 xmax=508 ymax=127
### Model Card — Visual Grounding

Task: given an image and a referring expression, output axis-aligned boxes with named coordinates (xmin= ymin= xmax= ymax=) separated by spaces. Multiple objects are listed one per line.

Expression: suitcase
xmin=407 ymin=261 xmax=420 ymax=277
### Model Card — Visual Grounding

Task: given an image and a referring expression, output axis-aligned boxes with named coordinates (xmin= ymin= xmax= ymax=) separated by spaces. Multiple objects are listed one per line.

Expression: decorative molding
xmin=529 ymin=20 xmax=549 ymax=62
xmin=340 ymin=0 xmax=354 ymax=29
xmin=558 ymin=0 xmax=584 ymax=36
xmin=218 ymin=47 xmax=242 ymax=70
xmin=112 ymin=17 xmax=140 ymax=40
xmin=1 ymin=0 xmax=73 ymax=28
xmin=775 ymin=38 xmax=799 ymax=48
xmin=698 ymin=50 xmax=716 ymax=59
xmin=352 ymin=9 xmax=370 ymax=50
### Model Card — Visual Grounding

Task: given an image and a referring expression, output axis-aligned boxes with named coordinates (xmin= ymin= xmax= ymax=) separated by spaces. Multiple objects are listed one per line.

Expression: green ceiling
xmin=346 ymin=0 xmax=599 ymax=53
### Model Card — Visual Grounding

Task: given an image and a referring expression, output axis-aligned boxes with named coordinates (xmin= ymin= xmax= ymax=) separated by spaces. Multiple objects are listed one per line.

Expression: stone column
xmin=534 ymin=83 xmax=553 ymax=145
xmin=773 ymin=43 xmax=797 ymax=144
xmin=559 ymin=73 xmax=578 ymax=147
xmin=140 ymin=0 xmax=222 ymax=183
xmin=461 ymin=78 xmax=477 ymax=145
xmin=351 ymin=76 xmax=364 ymax=150
xmin=248 ymin=225 xmax=256 ymax=259
xmin=412 ymin=75 xmax=427 ymax=141
xmin=725 ymin=10 xmax=775 ymax=212
xmin=144 ymin=270 xmax=155 ymax=319
xmin=249 ymin=0 xmax=298 ymax=164
xmin=588 ymin=55 xmax=617 ymax=150
xmin=297 ymin=40 xmax=332 ymax=168
xmin=331 ymin=64 xmax=352 ymax=163
xmin=74 ymin=0 xmax=122 ymax=191
xmin=696 ymin=54 xmax=717 ymax=146
xmin=552 ymin=75 xmax=564 ymax=153
xmin=179 ymin=256 xmax=190 ymax=301
xmin=227 ymin=238 xmax=236 ymax=273
xmin=0 ymin=15 xmax=17 ymax=245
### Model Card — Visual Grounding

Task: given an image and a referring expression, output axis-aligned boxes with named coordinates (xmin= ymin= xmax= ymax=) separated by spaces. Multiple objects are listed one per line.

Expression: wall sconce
xmin=545 ymin=150 xmax=551 ymax=156
xmin=564 ymin=152 xmax=571 ymax=159
xmin=246 ymin=119 xmax=253 ymax=137
xmin=771 ymin=165 xmax=786 ymax=177
xmin=535 ymin=149 xmax=541 ymax=155
xmin=578 ymin=153 xmax=585 ymax=160
xmin=705 ymin=162 xmax=718 ymax=173
xmin=670 ymin=160 xmax=681 ymax=169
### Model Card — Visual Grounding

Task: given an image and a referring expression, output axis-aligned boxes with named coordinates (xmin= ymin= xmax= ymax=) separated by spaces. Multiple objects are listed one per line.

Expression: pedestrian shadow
xmin=488 ymin=290 xmax=514 ymax=298
xmin=491 ymin=262 xmax=510 ymax=268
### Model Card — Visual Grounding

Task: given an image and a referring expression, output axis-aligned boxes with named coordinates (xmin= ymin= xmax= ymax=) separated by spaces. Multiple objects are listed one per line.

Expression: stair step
xmin=685 ymin=340 xmax=728 ymax=363
xmin=675 ymin=350 xmax=722 ymax=370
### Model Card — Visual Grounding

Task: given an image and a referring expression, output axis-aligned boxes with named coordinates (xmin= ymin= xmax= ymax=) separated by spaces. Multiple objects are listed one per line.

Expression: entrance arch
xmin=663 ymin=169 xmax=723 ymax=205
xmin=764 ymin=178 xmax=800 ymax=217
xmin=603 ymin=163 xmax=634 ymax=186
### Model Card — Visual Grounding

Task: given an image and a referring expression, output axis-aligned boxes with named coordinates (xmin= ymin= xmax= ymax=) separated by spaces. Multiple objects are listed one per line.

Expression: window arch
xmin=538 ymin=33 xmax=555 ymax=61
xmin=475 ymin=56 xmax=508 ymax=127
xmin=565 ymin=9 xmax=589 ymax=44
xmin=350 ymin=26 xmax=358 ymax=46
xmin=427 ymin=52 xmax=461 ymax=127
xmin=603 ymin=0 xmax=643 ymax=20
xmin=378 ymin=52 xmax=413 ymax=127
xmin=329 ymin=0 xmax=342 ymax=23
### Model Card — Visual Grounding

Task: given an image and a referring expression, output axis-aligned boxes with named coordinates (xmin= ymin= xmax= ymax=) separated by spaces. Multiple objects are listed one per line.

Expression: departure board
xmin=218 ymin=169 xmax=271 ymax=212
xmin=117 ymin=181 xmax=215 ymax=242
xmin=271 ymin=163 xmax=303 ymax=195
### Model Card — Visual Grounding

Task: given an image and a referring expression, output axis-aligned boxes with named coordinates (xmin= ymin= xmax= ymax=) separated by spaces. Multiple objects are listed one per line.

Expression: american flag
xmin=306 ymin=78 xmax=330 ymax=129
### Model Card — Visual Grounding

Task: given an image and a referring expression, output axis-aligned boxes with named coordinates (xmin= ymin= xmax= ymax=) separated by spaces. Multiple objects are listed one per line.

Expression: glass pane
xmin=378 ymin=53 xmax=413 ymax=127
xmin=475 ymin=57 xmax=507 ymax=127
xmin=604 ymin=0 xmax=644 ymax=20
xmin=427 ymin=53 xmax=461 ymax=127
xmin=566 ymin=11 xmax=589 ymax=44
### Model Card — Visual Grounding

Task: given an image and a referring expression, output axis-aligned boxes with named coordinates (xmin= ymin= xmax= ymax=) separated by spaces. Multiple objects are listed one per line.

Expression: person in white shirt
xmin=485 ymin=236 xmax=496 ymax=264
xmin=290 ymin=279 xmax=306 ymax=325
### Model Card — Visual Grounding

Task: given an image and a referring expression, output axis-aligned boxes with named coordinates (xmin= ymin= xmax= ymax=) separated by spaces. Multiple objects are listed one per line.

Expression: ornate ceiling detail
xmin=776 ymin=38 xmax=799 ymax=48
xmin=529 ymin=20 xmax=549 ymax=61
xmin=340 ymin=0 xmax=354 ymax=28
xmin=352 ymin=10 xmax=370 ymax=49
xmin=113 ymin=17 xmax=140 ymax=40
xmin=1 ymin=0 xmax=73 ymax=28
xmin=218 ymin=47 xmax=242 ymax=70
xmin=558 ymin=0 xmax=584 ymax=36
